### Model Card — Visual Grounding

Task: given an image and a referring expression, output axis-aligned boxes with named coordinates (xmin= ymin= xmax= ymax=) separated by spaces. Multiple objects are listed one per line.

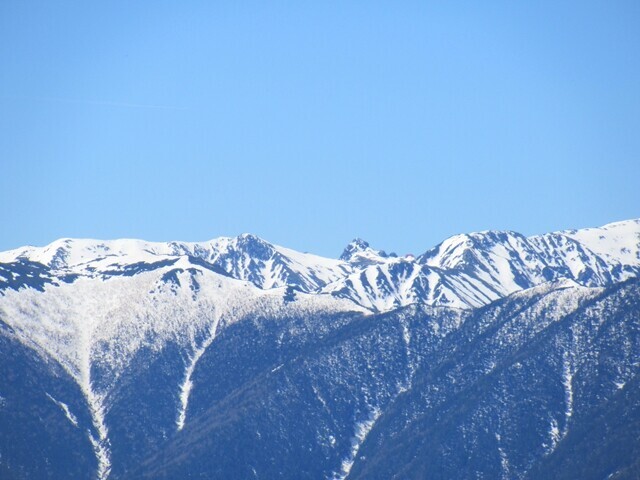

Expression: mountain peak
xmin=339 ymin=238 xmax=371 ymax=261
xmin=339 ymin=238 xmax=395 ymax=266
xmin=235 ymin=233 xmax=271 ymax=247
xmin=224 ymin=233 xmax=275 ymax=263
xmin=237 ymin=232 xmax=263 ymax=241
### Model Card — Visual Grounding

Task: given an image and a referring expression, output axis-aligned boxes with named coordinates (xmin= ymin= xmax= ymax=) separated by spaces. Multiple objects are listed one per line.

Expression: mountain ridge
xmin=2 ymin=218 xmax=637 ymax=312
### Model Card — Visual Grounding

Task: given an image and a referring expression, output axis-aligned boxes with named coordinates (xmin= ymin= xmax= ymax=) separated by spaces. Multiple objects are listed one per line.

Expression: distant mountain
xmin=325 ymin=219 xmax=640 ymax=310
xmin=0 ymin=219 xmax=638 ymax=479
xmin=2 ymin=219 xmax=638 ymax=311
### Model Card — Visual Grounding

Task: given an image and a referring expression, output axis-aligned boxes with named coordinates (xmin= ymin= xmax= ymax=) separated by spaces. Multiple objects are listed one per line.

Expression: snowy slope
xmin=560 ymin=218 xmax=640 ymax=267
xmin=419 ymin=231 xmax=547 ymax=289
xmin=0 ymin=255 xmax=362 ymax=479
xmin=322 ymin=259 xmax=502 ymax=310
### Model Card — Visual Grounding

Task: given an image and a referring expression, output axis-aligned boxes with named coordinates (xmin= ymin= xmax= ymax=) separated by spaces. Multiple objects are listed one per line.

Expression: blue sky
xmin=1 ymin=1 xmax=639 ymax=257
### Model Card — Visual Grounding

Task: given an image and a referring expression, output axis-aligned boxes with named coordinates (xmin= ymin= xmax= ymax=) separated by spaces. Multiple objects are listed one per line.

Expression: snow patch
xmin=562 ymin=352 xmax=574 ymax=435
xmin=495 ymin=432 xmax=510 ymax=479
xmin=176 ymin=317 xmax=221 ymax=431
xmin=332 ymin=406 xmax=381 ymax=480
xmin=545 ymin=418 xmax=561 ymax=455
xmin=46 ymin=393 xmax=79 ymax=428
xmin=86 ymin=387 xmax=110 ymax=480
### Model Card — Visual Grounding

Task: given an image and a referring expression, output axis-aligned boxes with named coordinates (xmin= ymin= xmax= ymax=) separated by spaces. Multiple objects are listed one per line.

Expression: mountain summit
xmin=339 ymin=238 xmax=393 ymax=265
xmin=339 ymin=238 xmax=371 ymax=261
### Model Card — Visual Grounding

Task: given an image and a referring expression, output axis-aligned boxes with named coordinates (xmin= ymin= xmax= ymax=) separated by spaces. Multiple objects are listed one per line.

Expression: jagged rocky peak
xmin=340 ymin=238 xmax=370 ymax=260
xmin=231 ymin=233 xmax=275 ymax=261
xmin=340 ymin=238 xmax=394 ymax=265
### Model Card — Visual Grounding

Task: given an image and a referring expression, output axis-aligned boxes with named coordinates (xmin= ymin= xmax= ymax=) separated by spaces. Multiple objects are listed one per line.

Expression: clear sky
xmin=1 ymin=1 xmax=639 ymax=258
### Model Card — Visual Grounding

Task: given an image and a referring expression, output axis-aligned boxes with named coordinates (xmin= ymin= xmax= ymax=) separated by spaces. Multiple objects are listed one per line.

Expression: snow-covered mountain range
xmin=0 ymin=218 xmax=639 ymax=479
xmin=2 ymin=219 xmax=638 ymax=312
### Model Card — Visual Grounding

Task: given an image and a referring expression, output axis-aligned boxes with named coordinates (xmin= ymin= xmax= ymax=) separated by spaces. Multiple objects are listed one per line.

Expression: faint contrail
xmin=1 ymin=94 xmax=188 ymax=110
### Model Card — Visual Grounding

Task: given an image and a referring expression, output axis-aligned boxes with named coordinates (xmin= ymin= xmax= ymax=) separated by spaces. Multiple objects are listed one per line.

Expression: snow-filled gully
xmin=177 ymin=316 xmax=222 ymax=431
xmin=332 ymin=406 xmax=382 ymax=480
